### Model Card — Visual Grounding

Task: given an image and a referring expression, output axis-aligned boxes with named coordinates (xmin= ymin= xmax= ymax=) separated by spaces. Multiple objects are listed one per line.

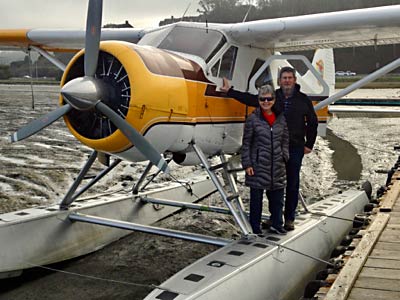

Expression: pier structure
xmin=316 ymin=165 xmax=400 ymax=300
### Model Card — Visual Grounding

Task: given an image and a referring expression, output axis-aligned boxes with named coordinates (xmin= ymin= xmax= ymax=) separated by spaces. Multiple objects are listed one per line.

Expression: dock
xmin=316 ymin=159 xmax=400 ymax=300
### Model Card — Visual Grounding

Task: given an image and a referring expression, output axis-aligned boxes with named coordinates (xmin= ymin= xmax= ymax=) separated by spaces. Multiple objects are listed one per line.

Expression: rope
xmin=167 ymin=172 xmax=202 ymax=200
xmin=307 ymin=210 xmax=367 ymax=225
xmin=24 ymin=262 xmax=177 ymax=293
xmin=300 ymin=192 xmax=366 ymax=225
xmin=262 ymin=239 xmax=337 ymax=268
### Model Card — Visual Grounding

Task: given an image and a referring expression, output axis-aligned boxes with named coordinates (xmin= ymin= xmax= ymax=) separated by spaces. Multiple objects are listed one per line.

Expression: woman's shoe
xmin=261 ymin=219 xmax=271 ymax=229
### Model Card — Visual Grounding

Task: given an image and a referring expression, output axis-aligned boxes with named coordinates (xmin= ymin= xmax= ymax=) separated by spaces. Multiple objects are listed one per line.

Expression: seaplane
xmin=1 ymin=1 xmax=400 ymax=299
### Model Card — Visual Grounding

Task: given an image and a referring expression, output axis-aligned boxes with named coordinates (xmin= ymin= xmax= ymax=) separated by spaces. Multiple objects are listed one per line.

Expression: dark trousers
xmin=284 ymin=146 xmax=304 ymax=222
xmin=250 ymin=187 xmax=285 ymax=233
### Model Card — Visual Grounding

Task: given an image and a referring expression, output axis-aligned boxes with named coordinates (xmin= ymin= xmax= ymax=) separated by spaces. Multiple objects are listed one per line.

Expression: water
xmin=326 ymin=128 xmax=362 ymax=181
xmin=1 ymin=84 xmax=400 ymax=299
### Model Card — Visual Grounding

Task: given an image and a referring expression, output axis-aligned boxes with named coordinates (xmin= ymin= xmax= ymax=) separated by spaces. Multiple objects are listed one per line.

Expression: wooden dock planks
xmin=364 ymin=257 xmax=400 ymax=269
xmin=323 ymin=172 xmax=400 ymax=300
xmin=380 ymin=180 xmax=400 ymax=212
xmin=348 ymin=287 xmax=400 ymax=300
xmin=354 ymin=276 xmax=400 ymax=292
xmin=322 ymin=213 xmax=389 ymax=300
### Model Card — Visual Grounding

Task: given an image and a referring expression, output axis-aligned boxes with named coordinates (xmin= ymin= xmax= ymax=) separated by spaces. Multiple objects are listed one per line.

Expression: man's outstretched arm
xmin=220 ymin=78 xmax=258 ymax=107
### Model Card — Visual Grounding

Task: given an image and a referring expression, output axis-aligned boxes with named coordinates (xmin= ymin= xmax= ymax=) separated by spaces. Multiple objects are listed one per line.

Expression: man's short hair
xmin=258 ymin=84 xmax=275 ymax=98
xmin=279 ymin=66 xmax=296 ymax=79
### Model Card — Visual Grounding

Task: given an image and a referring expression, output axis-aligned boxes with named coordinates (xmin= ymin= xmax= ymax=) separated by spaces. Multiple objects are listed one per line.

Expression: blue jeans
xmin=284 ymin=146 xmax=304 ymax=222
xmin=250 ymin=187 xmax=285 ymax=233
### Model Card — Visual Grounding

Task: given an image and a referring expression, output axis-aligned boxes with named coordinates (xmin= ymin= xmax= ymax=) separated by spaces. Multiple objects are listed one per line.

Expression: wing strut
xmin=30 ymin=45 xmax=66 ymax=71
xmin=314 ymin=57 xmax=400 ymax=111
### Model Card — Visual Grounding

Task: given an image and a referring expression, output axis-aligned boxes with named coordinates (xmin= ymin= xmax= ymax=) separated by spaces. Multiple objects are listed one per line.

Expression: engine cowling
xmin=60 ymin=41 xmax=194 ymax=156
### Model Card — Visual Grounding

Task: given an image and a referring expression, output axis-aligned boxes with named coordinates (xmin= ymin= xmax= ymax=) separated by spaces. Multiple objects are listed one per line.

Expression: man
xmin=220 ymin=67 xmax=318 ymax=231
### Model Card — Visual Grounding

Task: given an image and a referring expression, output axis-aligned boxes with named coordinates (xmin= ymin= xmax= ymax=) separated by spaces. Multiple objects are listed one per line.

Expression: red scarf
xmin=262 ymin=111 xmax=276 ymax=126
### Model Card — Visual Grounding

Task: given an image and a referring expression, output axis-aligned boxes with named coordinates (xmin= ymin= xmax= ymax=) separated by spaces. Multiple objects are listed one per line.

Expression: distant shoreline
xmin=335 ymin=81 xmax=400 ymax=88
xmin=0 ymin=79 xmax=59 ymax=85
xmin=335 ymin=74 xmax=400 ymax=88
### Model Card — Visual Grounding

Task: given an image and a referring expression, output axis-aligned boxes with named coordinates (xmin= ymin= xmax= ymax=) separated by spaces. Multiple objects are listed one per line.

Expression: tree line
xmin=0 ymin=53 xmax=72 ymax=80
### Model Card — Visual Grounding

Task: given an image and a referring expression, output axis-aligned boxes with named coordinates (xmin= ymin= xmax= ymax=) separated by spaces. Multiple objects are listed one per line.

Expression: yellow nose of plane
xmin=60 ymin=41 xmax=191 ymax=155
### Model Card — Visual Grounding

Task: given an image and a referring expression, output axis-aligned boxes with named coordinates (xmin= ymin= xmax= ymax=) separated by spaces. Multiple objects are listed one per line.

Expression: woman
xmin=241 ymin=85 xmax=289 ymax=235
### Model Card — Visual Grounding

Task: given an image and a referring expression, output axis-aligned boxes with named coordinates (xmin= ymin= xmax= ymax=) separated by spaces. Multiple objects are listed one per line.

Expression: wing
xmin=220 ymin=5 xmax=400 ymax=51
xmin=0 ymin=28 xmax=145 ymax=51
xmin=2 ymin=5 xmax=400 ymax=53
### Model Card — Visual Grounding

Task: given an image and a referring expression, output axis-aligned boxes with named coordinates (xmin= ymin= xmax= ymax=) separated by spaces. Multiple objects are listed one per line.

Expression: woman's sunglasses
xmin=258 ymin=96 xmax=274 ymax=102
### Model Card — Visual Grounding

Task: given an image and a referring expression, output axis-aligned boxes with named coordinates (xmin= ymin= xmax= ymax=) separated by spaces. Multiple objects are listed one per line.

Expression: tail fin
xmin=301 ymin=49 xmax=335 ymax=96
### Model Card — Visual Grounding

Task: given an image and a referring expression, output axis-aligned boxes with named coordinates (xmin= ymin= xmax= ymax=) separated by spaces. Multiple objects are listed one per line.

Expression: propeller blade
xmin=9 ymin=104 xmax=72 ymax=143
xmin=95 ymin=102 xmax=170 ymax=173
xmin=84 ymin=0 xmax=103 ymax=77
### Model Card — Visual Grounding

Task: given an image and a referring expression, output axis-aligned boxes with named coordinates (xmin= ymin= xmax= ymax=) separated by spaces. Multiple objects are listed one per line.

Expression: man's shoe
xmin=268 ymin=226 xmax=287 ymax=235
xmin=284 ymin=221 xmax=295 ymax=231
xmin=261 ymin=219 xmax=271 ymax=229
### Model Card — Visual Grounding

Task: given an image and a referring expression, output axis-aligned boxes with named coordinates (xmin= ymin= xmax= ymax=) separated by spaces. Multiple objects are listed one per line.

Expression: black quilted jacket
xmin=241 ymin=107 xmax=289 ymax=190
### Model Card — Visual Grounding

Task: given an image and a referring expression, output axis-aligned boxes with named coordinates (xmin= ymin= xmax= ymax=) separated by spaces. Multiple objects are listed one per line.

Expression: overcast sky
xmin=0 ymin=0 xmax=201 ymax=29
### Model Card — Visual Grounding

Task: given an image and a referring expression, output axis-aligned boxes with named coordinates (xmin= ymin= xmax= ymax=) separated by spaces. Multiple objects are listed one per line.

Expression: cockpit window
xmin=210 ymin=46 xmax=238 ymax=80
xmin=159 ymin=26 xmax=226 ymax=62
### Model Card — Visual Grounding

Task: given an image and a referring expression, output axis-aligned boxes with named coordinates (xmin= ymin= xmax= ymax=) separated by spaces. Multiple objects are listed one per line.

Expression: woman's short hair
xmin=258 ymin=84 xmax=275 ymax=98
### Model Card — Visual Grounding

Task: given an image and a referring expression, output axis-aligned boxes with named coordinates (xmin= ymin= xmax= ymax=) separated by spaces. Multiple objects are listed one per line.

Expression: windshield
xmin=158 ymin=26 xmax=226 ymax=62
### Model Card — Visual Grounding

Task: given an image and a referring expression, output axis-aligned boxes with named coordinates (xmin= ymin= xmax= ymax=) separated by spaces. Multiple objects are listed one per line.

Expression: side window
xmin=256 ymin=67 xmax=273 ymax=89
xmin=211 ymin=60 xmax=220 ymax=77
xmin=219 ymin=46 xmax=238 ymax=80
xmin=210 ymin=46 xmax=238 ymax=80
xmin=248 ymin=59 xmax=274 ymax=89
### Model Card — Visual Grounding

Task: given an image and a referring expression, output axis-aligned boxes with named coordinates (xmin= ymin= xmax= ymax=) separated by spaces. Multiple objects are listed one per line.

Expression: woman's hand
xmin=245 ymin=167 xmax=254 ymax=176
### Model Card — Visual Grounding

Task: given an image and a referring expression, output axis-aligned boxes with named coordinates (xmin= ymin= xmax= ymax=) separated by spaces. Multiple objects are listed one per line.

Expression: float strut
xmin=69 ymin=212 xmax=231 ymax=247
xmin=192 ymin=143 xmax=252 ymax=236
xmin=59 ymin=150 xmax=98 ymax=210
